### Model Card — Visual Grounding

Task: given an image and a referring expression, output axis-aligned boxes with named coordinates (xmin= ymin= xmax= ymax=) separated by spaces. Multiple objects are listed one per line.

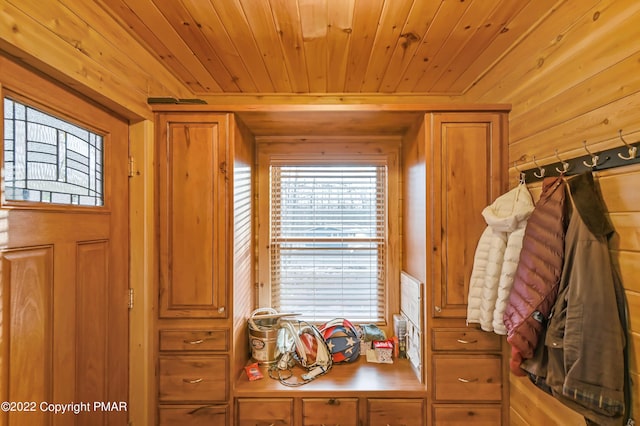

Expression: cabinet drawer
xmin=158 ymin=355 xmax=228 ymax=403
xmin=158 ymin=405 xmax=228 ymax=426
xmin=236 ymin=398 xmax=293 ymax=426
xmin=159 ymin=329 xmax=228 ymax=351
xmin=432 ymin=404 xmax=501 ymax=425
xmin=432 ymin=328 xmax=501 ymax=352
xmin=367 ymin=398 xmax=425 ymax=426
xmin=434 ymin=355 xmax=502 ymax=402
xmin=302 ymin=398 xmax=358 ymax=426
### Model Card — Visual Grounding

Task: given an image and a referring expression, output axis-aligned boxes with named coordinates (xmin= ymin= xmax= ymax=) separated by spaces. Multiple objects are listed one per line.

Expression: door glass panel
xmin=3 ymin=97 xmax=103 ymax=206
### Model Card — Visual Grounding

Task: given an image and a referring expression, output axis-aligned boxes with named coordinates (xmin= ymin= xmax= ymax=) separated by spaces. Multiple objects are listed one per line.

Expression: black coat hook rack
xmin=520 ymin=133 xmax=640 ymax=183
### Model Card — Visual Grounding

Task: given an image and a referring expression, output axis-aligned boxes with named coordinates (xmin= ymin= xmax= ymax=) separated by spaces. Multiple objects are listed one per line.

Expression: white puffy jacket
xmin=466 ymin=183 xmax=534 ymax=334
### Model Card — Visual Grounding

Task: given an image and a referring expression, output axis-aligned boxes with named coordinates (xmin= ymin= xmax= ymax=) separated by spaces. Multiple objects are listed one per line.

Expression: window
xmin=3 ymin=97 xmax=104 ymax=206
xmin=269 ymin=164 xmax=387 ymax=323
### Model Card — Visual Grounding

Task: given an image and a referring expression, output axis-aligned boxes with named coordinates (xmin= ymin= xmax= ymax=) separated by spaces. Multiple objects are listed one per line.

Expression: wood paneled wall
xmin=0 ymin=0 xmax=191 ymax=120
xmin=463 ymin=0 xmax=640 ymax=423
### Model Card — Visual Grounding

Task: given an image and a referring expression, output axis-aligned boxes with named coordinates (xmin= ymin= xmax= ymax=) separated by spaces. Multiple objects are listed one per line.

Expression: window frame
xmin=257 ymin=137 xmax=401 ymax=327
xmin=1 ymin=90 xmax=111 ymax=212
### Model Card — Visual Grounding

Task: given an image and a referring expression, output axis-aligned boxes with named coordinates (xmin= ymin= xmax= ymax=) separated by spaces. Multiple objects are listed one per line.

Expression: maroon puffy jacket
xmin=503 ymin=176 xmax=567 ymax=373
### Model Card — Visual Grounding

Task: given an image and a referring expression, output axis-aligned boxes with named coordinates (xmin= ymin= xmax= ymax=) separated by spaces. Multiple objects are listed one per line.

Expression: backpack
xmin=319 ymin=318 xmax=361 ymax=363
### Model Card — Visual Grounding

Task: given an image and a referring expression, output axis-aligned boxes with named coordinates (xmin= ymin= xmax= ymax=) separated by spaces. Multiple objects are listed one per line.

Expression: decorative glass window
xmin=3 ymin=97 xmax=103 ymax=206
xmin=269 ymin=165 xmax=386 ymax=323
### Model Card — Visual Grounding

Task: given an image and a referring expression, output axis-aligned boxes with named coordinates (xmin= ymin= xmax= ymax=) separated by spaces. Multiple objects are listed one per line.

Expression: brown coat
xmin=503 ymin=176 xmax=567 ymax=371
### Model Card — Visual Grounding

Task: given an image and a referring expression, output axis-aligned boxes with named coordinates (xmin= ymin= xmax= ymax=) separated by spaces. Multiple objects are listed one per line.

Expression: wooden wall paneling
xmin=269 ymin=0 xmax=310 ymax=94
xmin=429 ymin=0 xmax=530 ymax=92
xmin=359 ymin=0 xmax=414 ymax=93
xmin=509 ymin=375 xmax=583 ymax=425
xmin=95 ymin=0 xmax=210 ymax=94
xmin=464 ymin=0 xmax=602 ymax=103
xmin=396 ymin=0 xmax=472 ymax=93
xmin=230 ymin=114 xmax=255 ymax=385
xmin=150 ymin=1 xmax=238 ymax=92
xmin=0 ymin=0 xmax=190 ymax=120
xmin=508 ymin=0 xmax=640 ymax=122
xmin=208 ymin=0 xmax=275 ymax=92
xmin=326 ymin=0 xmax=355 ymax=92
xmin=298 ymin=0 xmax=328 ymax=93
xmin=343 ymin=0 xmax=385 ymax=92
xmin=178 ymin=0 xmax=258 ymax=93
xmin=509 ymin=51 xmax=640 ymax=144
xmin=128 ymin=120 xmax=156 ymax=426
xmin=238 ymin=0 xmax=292 ymax=93
xmin=446 ymin=0 xmax=557 ymax=94
xmin=413 ymin=0 xmax=501 ymax=92
xmin=401 ymin=115 xmax=427 ymax=284
xmin=509 ymin=92 xmax=640 ymax=167
xmin=378 ymin=1 xmax=440 ymax=93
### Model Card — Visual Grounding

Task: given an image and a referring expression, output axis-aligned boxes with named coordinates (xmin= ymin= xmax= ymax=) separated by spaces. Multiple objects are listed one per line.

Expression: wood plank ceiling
xmin=98 ymin=0 xmax=556 ymax=96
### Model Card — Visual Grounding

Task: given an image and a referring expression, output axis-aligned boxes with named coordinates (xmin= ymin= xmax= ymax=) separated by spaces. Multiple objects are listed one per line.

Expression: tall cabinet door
xmin=429 ymin=113 xmax=506 ymax=318
xmin=157 ymin=113 xmax=229 ymax=318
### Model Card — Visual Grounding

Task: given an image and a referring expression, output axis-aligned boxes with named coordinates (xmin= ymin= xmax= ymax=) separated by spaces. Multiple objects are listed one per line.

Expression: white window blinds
xmin=270 ymin=165 xmax=386 ymax=323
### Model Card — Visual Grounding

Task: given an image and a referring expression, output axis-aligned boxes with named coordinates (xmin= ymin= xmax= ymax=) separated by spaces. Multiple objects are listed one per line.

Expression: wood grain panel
xmin=209 ymin=0 xmax=275 ymax=92
xmin=414 ymin=0 xmax=501 ymax=92
xmin=158 ymin=356 xmax=228 ymax=403
xmin=231 ymin=115 xmax=255 ymax=375
xmin=396 ymin=0 xmax=472 ymax=92
xmin=157 ymin=114 xmax=229 ymax=319
xmin=298 ymin=0 xmax=328 ymax=93
xmin=326 ymin=0 xmax=355 ymax=92
xmin=474 ymin=0 xmax=640 ymax=422
xmin=378 ymin=1 xmax=440 ymax=93
xmin=0 ymin=0 xmax=189 ymax=119
xmin=76 ymin=241 xmax=108 ymax=426
xmin=170 ymin=123 xmax=215 ymax=306
xmin=509 ymin=375 xmax=583 ymax=425
xmin=2 ymin=247 xmax=53 ymax=426
xmin=270 ymin=0 xmax=309 ymax=94
xmin=239 ymin=0 xmax=292 ymax=92
xmin=464 ymin=0 xmax=602 ymax=103
xmin=430 ymin=0 xmax=530 ymax=92
xmin=359 ymin=0 xmax=413 ymax=92
xmin=343 ymin=0 xmax=385 ymax=92
xmin=158 ymin=405 xmax=228 ymax=426
xmin=152 ymin=1 xmax=238 ymax=92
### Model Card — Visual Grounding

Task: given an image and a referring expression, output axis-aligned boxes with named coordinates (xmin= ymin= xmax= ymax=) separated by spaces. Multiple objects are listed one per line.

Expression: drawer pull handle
xmin=184 ymin=338 xmax=205 ymax=345
xmin=327 ymin=398 xmax=340 ymax=406
xmin=456 ymin=338 xmax=477 ymax=344
xmin=457 ymin=377 xmax=479 ymax=383
xmin=183 ymin=378 xmax=203 ymax=384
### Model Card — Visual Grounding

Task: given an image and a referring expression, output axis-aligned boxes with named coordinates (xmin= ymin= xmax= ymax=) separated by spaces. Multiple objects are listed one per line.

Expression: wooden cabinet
xmin=236 ymin=396 xmax=424 ymax=426
xmin=367 ymin=399 xmax=425 ymax=426
xmin=403 ymin=111 xmax=508 ymax=425
xmin=158 ymin=405 xmax=229 ymax=426
xmin=428 ymin=113 xmax=505 ymax=319
xmin=157 ymin=112 xmax=229 ymax=319
xmin=302 ymin=398 xmax=358 ymax=426
xmin=236 ymin=398 xmax=293 ymax=426
xmin=155 ymin=112 xmax=235 ymax=425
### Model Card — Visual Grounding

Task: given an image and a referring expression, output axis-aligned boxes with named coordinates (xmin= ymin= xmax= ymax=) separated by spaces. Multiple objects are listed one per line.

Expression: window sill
xmin=234 ymin=358 xmax=424 ymax=398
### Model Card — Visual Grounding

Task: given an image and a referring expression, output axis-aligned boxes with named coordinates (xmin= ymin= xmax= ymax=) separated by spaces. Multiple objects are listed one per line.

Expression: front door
xmin=0 ymin=57 xmax=129 ymax=426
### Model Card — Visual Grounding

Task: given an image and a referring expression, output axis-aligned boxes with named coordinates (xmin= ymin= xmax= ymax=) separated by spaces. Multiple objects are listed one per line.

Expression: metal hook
xmin=554 ymin=149 xmax=570 ymax=173
xmin=618 ymin=129 xmax=637 ymax=160
xmin=514 ymin=161 xmax=526 ymax=185
xmin=532 ymin=156 xmax=545 ymax=178
xmin=582 ymin=140 xmax=599 ymax=168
